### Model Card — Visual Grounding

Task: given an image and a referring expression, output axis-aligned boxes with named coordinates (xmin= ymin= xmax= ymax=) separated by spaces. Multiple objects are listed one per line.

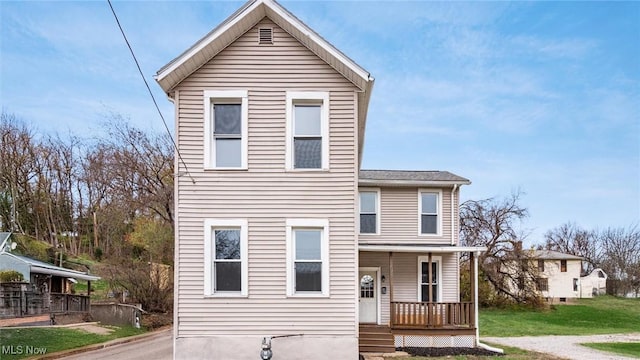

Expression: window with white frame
xmin=418 ymin=256 xmax=441 ymax=302
xmin=419 ymin=191 xmax=440 ymax=235
xmin=204 ymin=219 xmax=248 ymax=296
xmin=286 ymin=219 xmax=329 ymax=296
xmin=204 ymin=90 xmax=248 ymax=169
xmin=286 ymin=92 xmax=329 ymax=170
xmin=359 ymin=190 xmax=379 ymax=234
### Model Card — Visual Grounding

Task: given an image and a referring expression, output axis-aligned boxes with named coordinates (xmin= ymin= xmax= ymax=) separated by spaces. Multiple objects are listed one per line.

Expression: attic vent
xmin=258 ymin=28 xmax=273 ymax=44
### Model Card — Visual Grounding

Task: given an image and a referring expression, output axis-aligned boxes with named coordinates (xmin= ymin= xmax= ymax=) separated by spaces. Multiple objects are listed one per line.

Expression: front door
xmin=359 ymin=269 xmax=377 ymax=323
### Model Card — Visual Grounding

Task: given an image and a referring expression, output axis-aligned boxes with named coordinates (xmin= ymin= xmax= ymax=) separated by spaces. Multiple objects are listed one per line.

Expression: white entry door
xmin=359 ymin=269 xmax=377 ymax=323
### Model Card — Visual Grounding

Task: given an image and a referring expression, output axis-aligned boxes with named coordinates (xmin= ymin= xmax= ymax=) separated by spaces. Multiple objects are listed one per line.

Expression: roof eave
xmin=155 ymin=0 xmax=261 ymax=91
xmin=359 ymin=179 xmax=472 ymax=187
xmin=360 ymin=244 xmax=487 ymax=253
xmin=31 ymin=266 xmax=101 ymax=281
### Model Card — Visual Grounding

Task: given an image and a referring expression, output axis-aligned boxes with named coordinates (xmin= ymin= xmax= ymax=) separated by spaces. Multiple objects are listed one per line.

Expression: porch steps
xmin=359 ymin=324 xmax=395 ymax=353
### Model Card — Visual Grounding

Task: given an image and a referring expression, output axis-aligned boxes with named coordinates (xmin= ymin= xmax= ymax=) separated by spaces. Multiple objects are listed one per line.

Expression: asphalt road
xmin=60 ymin=328 xmax=172 ymax=360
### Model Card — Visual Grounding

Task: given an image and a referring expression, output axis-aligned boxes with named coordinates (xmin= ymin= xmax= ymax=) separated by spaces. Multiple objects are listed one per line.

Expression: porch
xmin=0 ymin=283 xmax=91 ymax=318
xmin=391 ymin=301 xmax=474 ymax=329
xmin=358 ymin=246 xmax=484 ymax=352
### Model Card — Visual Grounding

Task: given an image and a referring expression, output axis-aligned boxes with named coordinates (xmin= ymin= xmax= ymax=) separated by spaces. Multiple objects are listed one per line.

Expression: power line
xmin=107 ymin=0 xmax=195 ymax=184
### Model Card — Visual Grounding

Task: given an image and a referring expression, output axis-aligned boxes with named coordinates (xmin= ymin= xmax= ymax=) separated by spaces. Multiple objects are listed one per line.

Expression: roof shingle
xmin=359 ymin=169 xmax=470 ymax=185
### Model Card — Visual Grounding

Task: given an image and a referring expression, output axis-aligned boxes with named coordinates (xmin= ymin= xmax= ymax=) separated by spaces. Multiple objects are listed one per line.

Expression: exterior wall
xmin=174 ymin=16 xmax=359 ymax=345
xmin=359 ymin=251 xmax=460 ymax=325
xmin=176 ymin=336 xmax=357 ymax=360
xmin=358 ymin=186 xmax=459 ymax=245
xmin=579 ymin=269 xmax=607 ymax=298
xmin=540 ymin=259 xmax=582 ymax=300
xmin=0 ymin=253 xmax=30 ymax=282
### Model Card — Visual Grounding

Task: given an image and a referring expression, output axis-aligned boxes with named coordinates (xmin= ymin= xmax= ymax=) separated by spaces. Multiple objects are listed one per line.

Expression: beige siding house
xmin=156 ymin=1 xmax=484 ymax=358
xmin=533 ymin=250 xmax=589 ymax=302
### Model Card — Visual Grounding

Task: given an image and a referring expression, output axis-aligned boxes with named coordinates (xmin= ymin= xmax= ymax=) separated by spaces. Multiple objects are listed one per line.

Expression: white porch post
xmin=473 ymin=251 xmax=480 ymax=345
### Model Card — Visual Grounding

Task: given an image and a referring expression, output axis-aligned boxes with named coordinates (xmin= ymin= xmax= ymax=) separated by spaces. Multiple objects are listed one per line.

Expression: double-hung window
xmin=286 ymin=219 xmax=329 ymax=297
xmin=204 ymin=219 xmax=248 ymax=297
xmin=560 ymin=260 xmax=567 ymax=272
xmin=418 ymin=256 xmax=440 ymax=302
xmin=204 ymin=90 xmax=248 ymax=169
xmin=359 ymin=190 xmax=379 ymax=234
xmin=286 ymin=92 xmax=329 ymax=170
xmin=536 ymin=278 xmax=549 ymax=291
xmin=419 ymin=190 xmax=441 ymax=235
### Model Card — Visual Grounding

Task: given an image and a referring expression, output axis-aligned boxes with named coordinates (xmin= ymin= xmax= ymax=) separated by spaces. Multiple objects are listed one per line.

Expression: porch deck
xmin=359 ymin=302 xmax=476 ymax=353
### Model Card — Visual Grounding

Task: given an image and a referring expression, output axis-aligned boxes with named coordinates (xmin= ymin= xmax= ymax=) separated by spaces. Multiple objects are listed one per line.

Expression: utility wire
xmin=107 ymin=0 xmax=195 ymax=184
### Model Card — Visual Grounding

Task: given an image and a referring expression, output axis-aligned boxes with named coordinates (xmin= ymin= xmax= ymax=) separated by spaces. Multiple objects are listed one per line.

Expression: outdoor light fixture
xmin=260 ymin=337 xmax=273 ymax=360
xmin=381 ymin=275 xmax=386 ymax=283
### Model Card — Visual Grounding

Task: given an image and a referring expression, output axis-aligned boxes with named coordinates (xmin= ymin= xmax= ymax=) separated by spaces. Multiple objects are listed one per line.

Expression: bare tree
xmin=543 ymin=222 xmax=599 ymax=274
xmin=460 ymin=192 xmax=542 ymax=305
xmin=598 ymin=224 xmax=640 ymax=297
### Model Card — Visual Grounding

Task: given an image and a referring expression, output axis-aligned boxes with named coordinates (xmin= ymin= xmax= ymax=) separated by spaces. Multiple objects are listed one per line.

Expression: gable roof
xmin=156 ymin=0 xmax=373 ymax=92
xmin=359 ymin=170 xmax=471 ymax=187
xmin=531 ymin=250 xmax=583 ymax=260
xmin=1 ymin=252 xmax=100 ymax=281
xmin=155 ymin=0 xmax=374 ymax=160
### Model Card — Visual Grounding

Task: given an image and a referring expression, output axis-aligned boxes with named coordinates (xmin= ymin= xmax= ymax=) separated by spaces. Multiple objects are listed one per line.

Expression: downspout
xmin=475 ymin=250 xmax=503 ymax=353
xmin=451 ymin=184 xmax=458 ymax=245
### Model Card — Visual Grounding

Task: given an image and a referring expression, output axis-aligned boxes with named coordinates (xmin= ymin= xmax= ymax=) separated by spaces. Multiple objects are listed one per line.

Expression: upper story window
xmin=203 ymin=90 xmax=248 ymax=169
xmin=359 ymin=190 xmax=379 ymax=234
xmin=419 ymin=190 xmax=441 ymax=235
xmin=286 ymin=91 xmax=329 ymax=170
xmin=204 ymin=219 xmax=248 ymax=297
xmin=560 ymin=260 xmax=567 ymax=272
xmin=286 ymin=219 xmax=329 ymax=297
xmin=538 ymin=259 xmax=545 ymax=272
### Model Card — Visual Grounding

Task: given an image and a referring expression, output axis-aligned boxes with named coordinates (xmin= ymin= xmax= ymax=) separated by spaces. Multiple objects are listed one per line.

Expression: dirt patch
xmin=400 ymin=347 xmax=504 ymax=357
xmin=0 ymin=314 xmax=50 ymax=327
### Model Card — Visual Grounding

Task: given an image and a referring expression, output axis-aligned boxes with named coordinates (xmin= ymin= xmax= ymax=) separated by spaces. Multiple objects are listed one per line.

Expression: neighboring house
xmin=155 ymin=1 xmax=485 ymax=358
xmin=532 ymin=250 xmax=585 ymax=302
xmin=0 ymin=232 xmax=99 ymax=317
xmin=579 ymin=268 xmax=607 ymax=298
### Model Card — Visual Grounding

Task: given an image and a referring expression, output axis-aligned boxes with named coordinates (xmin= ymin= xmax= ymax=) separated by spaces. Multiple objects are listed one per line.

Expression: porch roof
xmin=3 ymin=253 xmax=100 ymax=281
xmin=359 ymin=244 xmax=486 ymax=253
xmin=359 ymin=170 xmax=471 ymax=187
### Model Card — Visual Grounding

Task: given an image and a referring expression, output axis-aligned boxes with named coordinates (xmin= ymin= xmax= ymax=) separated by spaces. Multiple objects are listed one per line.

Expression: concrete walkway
xmin=483 ymin=333 xmax=640 ymax=360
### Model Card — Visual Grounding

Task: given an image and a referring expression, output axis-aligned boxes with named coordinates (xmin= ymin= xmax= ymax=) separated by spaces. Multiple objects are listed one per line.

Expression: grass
xmin=74 ymin=279 xmax=110 ymax=301
xmin=480 ymin=295 xmax=640 ymax=337
xmin=581 ymin=342 xmax=640 ymax=358
xmin=0 ymin=326 xmax=146 ymax=360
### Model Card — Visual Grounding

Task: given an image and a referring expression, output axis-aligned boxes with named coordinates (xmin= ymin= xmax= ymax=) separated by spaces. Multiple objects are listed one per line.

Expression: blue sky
xmin=1 ymin=1 xmax=639 ymax=244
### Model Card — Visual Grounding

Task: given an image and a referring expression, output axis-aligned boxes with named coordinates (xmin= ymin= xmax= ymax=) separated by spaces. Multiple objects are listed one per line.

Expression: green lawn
xmin=480 ymin=296 xmax=640 ymax=337
xmin=581 ymin=342 xmax=640 ymax=358
xmin=0 ymin=326 xmax=146 ymax=360
xmin=74 ymin=278 xmax=109 ymax=301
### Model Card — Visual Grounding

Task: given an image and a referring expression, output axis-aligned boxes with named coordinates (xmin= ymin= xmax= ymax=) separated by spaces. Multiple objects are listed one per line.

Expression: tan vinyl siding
xmin=359 ymin=187 xmax=457 ymax=244
xmin=390 ymin=252 xmax=459 ymax=303
xmin=175 ymin=18 xmax=359 ymax=337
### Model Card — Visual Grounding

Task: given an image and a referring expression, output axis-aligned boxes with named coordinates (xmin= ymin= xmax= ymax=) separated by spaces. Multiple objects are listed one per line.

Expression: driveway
xmin=59 ymin=328 xmax=172 ymax=360
xmin=483 ymin=333 xmax=640 ymax=360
